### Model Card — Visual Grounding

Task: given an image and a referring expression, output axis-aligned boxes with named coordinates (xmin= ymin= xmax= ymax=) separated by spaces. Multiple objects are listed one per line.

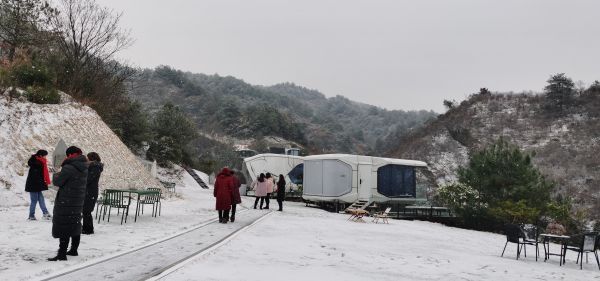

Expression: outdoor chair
xmin=160 ymin=181 xmax=176 ymax=193
xmin=99 ymin=190 xmax=131 ymax=225
xmin=520 ymin=224 xmax=541 ymax=261
xmin=372 ymin=207 xmax=392 ymax=224
xmin=141 ymin=188 xmax=162 ymax=217
xmin=501 ymin=224 xmax=538 ymax=260
xmin=564 ymin=232 xmax=600 ymax=270
xmin=95 ymin=189 xmax=107 ymax=220
xmin=347 ymin=208 xmax=368 ymax=223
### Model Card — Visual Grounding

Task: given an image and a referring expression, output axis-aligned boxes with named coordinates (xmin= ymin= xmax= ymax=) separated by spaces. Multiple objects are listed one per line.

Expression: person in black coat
xmin=82 ymin=152 xmax=103 ymax=234
xmin=25 ymin=149 xmax=52 ymax=220
xmin=48 ymin=146 xmax=88 ymax=261
xmin=276 ymin=174 xmax=286 ymax=211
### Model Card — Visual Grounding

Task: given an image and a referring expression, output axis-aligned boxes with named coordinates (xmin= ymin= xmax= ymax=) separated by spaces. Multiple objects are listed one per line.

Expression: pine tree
xmin=0 ymin=0 xmax=57 ymax=60
xmin=147 ymin=103 xmax=197 ymax=165
xmin=455 ymin=138 xmax=554 ymax=226
xmin=458 ymin=138 xmax=553 ymax=209
xmin=544 ymin=73 xmax=575 ymax=112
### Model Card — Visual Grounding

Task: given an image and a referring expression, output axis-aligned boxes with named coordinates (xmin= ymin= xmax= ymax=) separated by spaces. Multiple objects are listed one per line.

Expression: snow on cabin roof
xmin=303 ymin=154 xmax=428 ymax=167
xmin=243 ymin=153 xmax=304 ymax=162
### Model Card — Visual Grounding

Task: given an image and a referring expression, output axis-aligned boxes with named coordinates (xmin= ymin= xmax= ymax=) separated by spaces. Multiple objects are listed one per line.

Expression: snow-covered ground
xmin=155 ymin=202 xmax=598 ymax=281
xmin=1 ymin=169 xmax=598 ymax=280
xmin=0 ymin=170 xmax=226 ymax=280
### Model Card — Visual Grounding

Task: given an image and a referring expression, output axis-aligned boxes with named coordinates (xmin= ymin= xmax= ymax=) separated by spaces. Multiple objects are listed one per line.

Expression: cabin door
xmin=358 ymin=164 xmax=372 ymax=200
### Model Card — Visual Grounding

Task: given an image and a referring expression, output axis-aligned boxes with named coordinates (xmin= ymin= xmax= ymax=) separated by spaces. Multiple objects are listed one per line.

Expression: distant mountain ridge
xmin=127 ymin=66 xmax=436 ymax=155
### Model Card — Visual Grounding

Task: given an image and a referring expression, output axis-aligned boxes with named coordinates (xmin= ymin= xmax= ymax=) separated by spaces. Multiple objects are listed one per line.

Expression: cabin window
xmin=376 ymin=165 xmax=416 ymax=197
xmin=287 ymin=163 xmax=304 ymax=184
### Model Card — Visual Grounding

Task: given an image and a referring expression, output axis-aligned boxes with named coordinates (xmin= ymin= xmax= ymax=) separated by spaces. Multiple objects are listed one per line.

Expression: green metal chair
xmin=99 ymin=190 xmax=131 ymax=225
xmin=143 ymin=187 xmax=162 ymax=217
xmin=95 ymin=189 xmax=107 ymax=220
xmin=159 ymin=181 xmax=176 ymax=193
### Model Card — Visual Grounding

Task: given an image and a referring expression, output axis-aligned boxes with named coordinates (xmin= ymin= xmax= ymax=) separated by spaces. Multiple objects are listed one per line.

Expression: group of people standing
xmin=213 ymin=167 xmax=242 ymax=223
xmin=212 ymin=169 xmax=287 ymax=222
xmin=25 ymin=146 xmax=104 ymax=261
xmin=252 ymin=172 xmax=285 ymax=211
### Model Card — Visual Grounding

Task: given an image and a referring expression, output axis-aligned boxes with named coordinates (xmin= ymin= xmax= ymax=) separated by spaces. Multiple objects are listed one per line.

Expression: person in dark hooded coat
xmin=276 ymin=174 xmax=286 ymax=211
xmin=48 ymin=146 xmax=88 ymax=261
xmin=82 ymin=152 xmax=103 ymax=234
xmin=213 ymin=167 xmax=233 ymax=223
xmin=229 ymin=170 xmax=242 ymax=222
xmin=25 ymin=149 xmax=52 ymax=220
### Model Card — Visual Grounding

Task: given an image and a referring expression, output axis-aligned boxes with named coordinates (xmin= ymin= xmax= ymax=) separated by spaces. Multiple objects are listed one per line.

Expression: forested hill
xmin=388 ymin=85 xmax=600 ymax=218
xmin=127 ymin=66 xmax=436 ymax=154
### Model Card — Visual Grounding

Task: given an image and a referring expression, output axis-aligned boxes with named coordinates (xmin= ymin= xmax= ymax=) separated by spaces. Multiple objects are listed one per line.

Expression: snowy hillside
xmin=0 ymin=90 xmax=162 ymax=207
xmin=391 ymin=92 xmax=600 ymax=217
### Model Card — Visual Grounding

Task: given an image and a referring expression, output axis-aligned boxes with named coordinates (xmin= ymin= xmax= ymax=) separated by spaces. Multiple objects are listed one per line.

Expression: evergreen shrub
xmin=25 ymin=85 xmax=60 ymax=104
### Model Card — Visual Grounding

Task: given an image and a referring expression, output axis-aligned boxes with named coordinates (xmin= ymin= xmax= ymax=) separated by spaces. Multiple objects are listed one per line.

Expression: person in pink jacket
xmin=253 ymin=173 xmax=268 ymax=209
xmin=264 ymin=172 xmax=274 ymax=209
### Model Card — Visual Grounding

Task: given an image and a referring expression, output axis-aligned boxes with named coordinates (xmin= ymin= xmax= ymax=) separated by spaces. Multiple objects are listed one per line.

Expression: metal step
xmin=345 ymin=199 xmax=372 ymax=213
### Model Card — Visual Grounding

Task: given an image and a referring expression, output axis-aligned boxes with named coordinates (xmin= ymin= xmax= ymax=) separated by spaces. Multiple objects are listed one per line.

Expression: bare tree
xmin=51 ymin=0 xmax=133 ymax=96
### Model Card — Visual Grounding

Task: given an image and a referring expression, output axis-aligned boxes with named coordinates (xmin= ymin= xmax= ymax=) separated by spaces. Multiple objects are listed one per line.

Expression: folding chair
xmin=372 ymin=207 xmax=392 ymax=224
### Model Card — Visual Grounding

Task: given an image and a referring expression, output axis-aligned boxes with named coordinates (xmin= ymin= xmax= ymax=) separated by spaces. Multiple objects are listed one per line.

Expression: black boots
xmin=218 ymin=210 xmax=229 ymax=223
xmin=48 ymin=250 xmax=67 ymax=261
xmin=48 ymin=254 xmax=67 ymax=261
xmin=50 ymin=236 xmax=79 ymax=261
xmin=230 ymin=216 xmax=235 ymax=223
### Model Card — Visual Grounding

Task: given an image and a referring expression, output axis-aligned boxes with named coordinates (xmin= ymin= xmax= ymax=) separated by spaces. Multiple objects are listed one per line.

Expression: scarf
xmin=35 ymin=155 xmax=51 ymax=185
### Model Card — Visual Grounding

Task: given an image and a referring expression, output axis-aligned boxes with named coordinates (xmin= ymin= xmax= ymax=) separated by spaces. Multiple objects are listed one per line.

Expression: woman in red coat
xmin=229 ymin=170 xmax=242 ymax=223
xmin=214 ymin=167 xmax=233 ymax=223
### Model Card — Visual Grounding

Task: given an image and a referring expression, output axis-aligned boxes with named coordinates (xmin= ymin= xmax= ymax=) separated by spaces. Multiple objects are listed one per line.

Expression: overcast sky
xmin=97 ymin=0 xmax=600 ymax=112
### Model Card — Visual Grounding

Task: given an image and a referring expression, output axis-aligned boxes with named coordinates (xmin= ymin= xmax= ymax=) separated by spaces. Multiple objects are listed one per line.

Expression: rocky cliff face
xmin=390 ymin=92 xmax=600 ymax=218
xmin=0 ymin=90 xmax=162 ymax=207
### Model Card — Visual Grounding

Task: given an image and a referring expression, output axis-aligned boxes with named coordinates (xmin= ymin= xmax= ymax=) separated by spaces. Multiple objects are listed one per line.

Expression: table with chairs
xmin=96 ymin=188 xmax=162 ymax=224
xmin=500 ymin=223 xmax=600 ymax=270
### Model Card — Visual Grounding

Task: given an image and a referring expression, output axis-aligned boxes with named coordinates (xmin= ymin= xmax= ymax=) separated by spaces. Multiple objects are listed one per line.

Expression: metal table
xmin=540 ymin=233 xmax=570 ymax=265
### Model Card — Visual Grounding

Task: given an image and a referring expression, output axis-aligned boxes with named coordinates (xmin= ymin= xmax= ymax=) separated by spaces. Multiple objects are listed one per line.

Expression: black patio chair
xmin=520 ymin=224 xmax=541 ymax=261
xmin=564 ymin=232 xmax=600 ymax=270
xmin=501 ymin=224 xmax=539 ymax=260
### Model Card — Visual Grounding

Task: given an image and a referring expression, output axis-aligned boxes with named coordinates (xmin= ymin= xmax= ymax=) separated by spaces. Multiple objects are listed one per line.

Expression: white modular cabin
xmin=242 ymin=153 xmax=304 ymax=194
xmin=302 ymin=154 xmax=429 ymax=204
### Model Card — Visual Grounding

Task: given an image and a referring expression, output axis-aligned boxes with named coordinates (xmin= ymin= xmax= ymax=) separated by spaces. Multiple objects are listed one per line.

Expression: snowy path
xmin=43 ymin=209 xmax=270 ymax=281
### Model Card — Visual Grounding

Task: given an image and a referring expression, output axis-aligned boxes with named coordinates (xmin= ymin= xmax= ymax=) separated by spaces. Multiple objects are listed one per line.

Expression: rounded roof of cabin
xmin=303 ymin=154 xmax=427 ymax=167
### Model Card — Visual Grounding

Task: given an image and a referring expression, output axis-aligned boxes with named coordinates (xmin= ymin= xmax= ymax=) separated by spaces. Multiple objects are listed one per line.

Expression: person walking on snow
xmin=214 ymin=167 xmax=233 ymax=223
xmin=253 ymin=173 xmax=268 ymax=209
xmin=25 ymin=149 xmax=52 ymax=220
xmin=276 ymin=174 xmax=286 ymax=211
xmin=229 ymin=170 xmax=242 ymax=222
xmin=82 ymin=152 xmax=103 ymax=234
xmin=48 ymin=146 xmax=88 ymax=261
